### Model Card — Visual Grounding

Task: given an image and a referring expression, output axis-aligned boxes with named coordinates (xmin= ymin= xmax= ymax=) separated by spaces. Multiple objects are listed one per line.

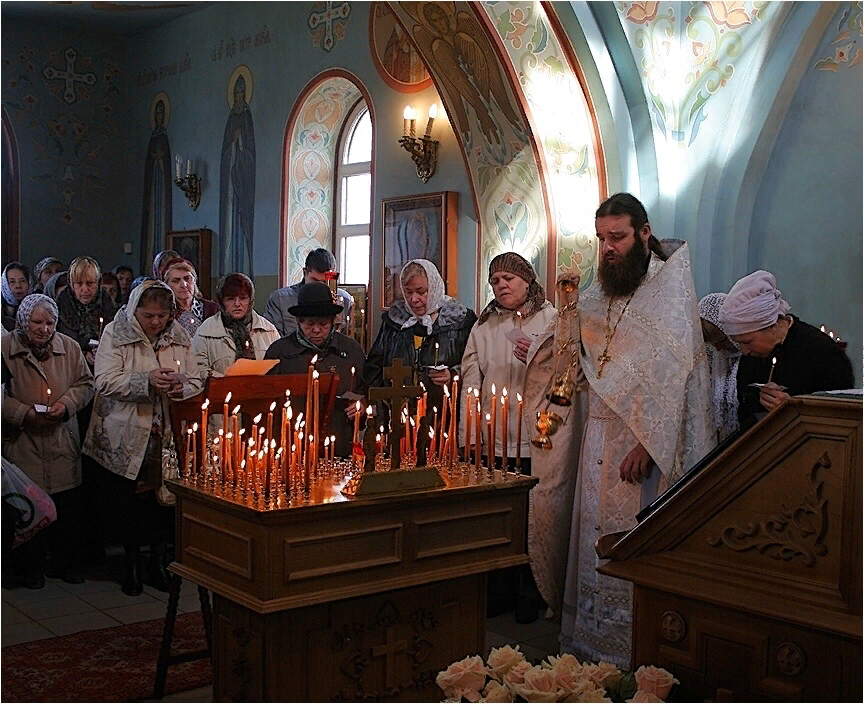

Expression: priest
xmin=555 ymin=193 xmax=714 ymax=668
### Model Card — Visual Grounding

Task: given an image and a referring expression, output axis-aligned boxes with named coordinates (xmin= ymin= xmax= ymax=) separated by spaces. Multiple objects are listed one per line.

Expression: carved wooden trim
xmin=707 ymin=453 xmax=830 ymax=567
xmin=660 ymin=610 xmax=686 ymax=643
xmin=183 ymin=515 xmax=254 ymax=580
xmin=776 ymin=641 xmax=806 ymax=676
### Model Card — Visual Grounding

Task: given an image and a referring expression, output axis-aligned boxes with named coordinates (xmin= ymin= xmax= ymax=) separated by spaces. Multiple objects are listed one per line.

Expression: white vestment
xmin=560 ymin=243 xmax=714 ymax=667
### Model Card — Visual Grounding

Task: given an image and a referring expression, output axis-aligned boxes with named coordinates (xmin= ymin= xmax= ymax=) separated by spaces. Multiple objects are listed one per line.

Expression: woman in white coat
xmin=83 ymin=280 xmax=201 ymax=596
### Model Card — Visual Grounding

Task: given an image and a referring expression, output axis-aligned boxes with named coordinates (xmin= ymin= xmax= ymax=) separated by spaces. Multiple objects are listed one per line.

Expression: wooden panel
xmin=183 ymin=514 xmax=255 ymax=581
xmin=284 ymin=523 xmax=404 ymax=581
xmin=413 ymin=506 xmax=513 ymax=560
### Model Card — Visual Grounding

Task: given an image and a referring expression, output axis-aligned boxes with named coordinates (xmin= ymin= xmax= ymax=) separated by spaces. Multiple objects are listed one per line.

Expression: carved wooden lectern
xmin=598 ymin=395 xmax=862 ymax=702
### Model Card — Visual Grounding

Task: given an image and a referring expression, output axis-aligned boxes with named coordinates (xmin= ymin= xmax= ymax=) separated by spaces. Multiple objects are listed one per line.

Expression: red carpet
xmin=2 ymin=612 xmax=211 ymax=702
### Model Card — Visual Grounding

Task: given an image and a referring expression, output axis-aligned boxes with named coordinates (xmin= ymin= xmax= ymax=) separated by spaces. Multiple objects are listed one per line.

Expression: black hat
xmin=288 ymin=282 xmax=342 ymax=318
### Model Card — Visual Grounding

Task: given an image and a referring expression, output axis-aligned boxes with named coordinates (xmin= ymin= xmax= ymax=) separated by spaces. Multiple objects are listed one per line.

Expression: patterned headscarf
xmin=399 ymin=259 xmax=447 ymax=334
xmin=699 ymin=293 xmax=740 ymax=443
xmin=719 ymin=270 xmax=790 ymax=336
xmin=477 ymin=252 xmax=547 ymax=325
xmin=32 ymin=257 xmax=63 ymax=292
xmin=43 ymin=271 xmax=68 ymax=300
xmin=216 ymin=273 xmax=255 ymax=361
xmin=2 ymin=262 xmax=29 ymax=307
xmin=15 ymin=294 xmax=58 ymax=362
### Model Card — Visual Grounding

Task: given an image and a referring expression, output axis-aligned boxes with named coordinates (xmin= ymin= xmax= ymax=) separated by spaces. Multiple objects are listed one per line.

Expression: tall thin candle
xmin=489 ymin=383 xmax=497 ymax=468
xmin=501 ymin=388 xmax=509 ymax=469
xmin=312 ymin=371 xmax=320 ymax=473
xmin=200 ymin=400 xmax=209 ymax=476
xmin=440 ymin=386 xmax=450 ymax=457
xmin=222 ymin=392 xmax=232 ymax=473
xmin=475 ymin=398 xmax=482 ymax=474
xmin=486 ymin=414 xmax=492 ymax=471
xmin=464 ymin=388 xmax=472 ymax=462
xmin=516 ymin=393 xmax=523 ymax=469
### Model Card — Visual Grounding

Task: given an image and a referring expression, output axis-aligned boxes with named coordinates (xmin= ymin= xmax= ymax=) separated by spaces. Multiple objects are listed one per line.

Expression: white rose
xmin=487 ymin=645 xmax=527 ymax=681
xmin=513 ymin=665 xmax=560 ymax=702
xmin=634 ymin=666 xmax=679 ymax=699
xmin=484 ymin=680 xmax=515 ymax=703
xmin=436 ymin=655 xmax=488 ymax=701
xmin=626 ymin=691 xmax=664 ymax=702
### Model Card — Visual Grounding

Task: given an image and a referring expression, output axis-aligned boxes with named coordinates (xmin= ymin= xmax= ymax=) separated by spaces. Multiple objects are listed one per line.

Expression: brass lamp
xmin=173 ymin=154 xmax=201 ymax=210
xmin=399 ymin=104 xmax=439 ymax=183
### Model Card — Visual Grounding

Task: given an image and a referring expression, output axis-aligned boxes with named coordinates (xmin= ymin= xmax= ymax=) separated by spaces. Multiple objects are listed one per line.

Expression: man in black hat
xmin=264 ymin=282 xmax=366 ymax=457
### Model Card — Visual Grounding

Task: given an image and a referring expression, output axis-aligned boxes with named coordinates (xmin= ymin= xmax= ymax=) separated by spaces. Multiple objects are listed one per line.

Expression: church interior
xmin=1 ymin=1 xmax=861 ymax=702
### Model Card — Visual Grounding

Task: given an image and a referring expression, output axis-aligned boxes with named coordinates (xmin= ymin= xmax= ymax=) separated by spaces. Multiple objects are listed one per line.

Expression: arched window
xmin=334 ymin=101 xmax=372 ymax=285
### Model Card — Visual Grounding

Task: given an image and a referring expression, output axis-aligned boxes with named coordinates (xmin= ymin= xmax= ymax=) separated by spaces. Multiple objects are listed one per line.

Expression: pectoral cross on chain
xmin=367 ymin=358 xmax=423 ymax=470
xmin=597 ymin=352 xmax=611 ymax=378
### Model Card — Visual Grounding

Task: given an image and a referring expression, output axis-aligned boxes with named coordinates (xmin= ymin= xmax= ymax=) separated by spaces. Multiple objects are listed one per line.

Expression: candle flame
xmin=248 ymin=438 xmax=255 ymax=447
xmin=311 ymin=354 xmax=318 ymax=364
xmin=285 ymin=388 xmax=291 ymax=397
xmin=213 ymin=437 xmax=220 ymax=445
xmin=232 ymin=404 xmax=240 ymax=414
xmin=271 ymin=439 xmax=276 ymax=448
xmin=821 ymin=325 xmax=826 ymax=332
xmin=218 ymin=429 xmax=223 ymax=437
xmin=453 ymin=374 xmax=459 ymax=382
xmin=355 ymin=400 xmax=361 ymax=410
xmin=473 ymin=388 xmax=479 ymax=398
xmin=435 ymin=342 xmax=439 ymax=349
xmin=410 ymin=418 xmax=416 ymax=427
xmin=366 ymin=405 xmax=373 ymax=416
xmin=491 ymin=383 xmax=496 ymax=394
xmin=501 ymin=396 xmax=506 ymax=405
xmin=502 ymin=387 xmax=507 ymax=397
xmin=238 ymin=427 xmax=245 ymax=435
xmin=486 ymin=413 xmax=491 ymax=421
xmin=226 ymin=432 xmax=233 ymax=439
xmin=331 ymin=434 xmax=335 ymax=442
xmin=324 ymin=437 xmax=330 ymax=446
xmin=287 ymin=407 xmax=293 ymax=419
xmin=517 ymin=393 xmax=522 ymax=402
xmin=269 ymin=401 xmax=276 ymax=411
xmin=772 ymin=357 xmax=777 ymax=365
xmin=376 ymin=433 xmax=381 ymax=441
xmin=313 ymin=370 xmax=319 ymax=379
xmin=351 ymin=366 xmax=355 ymax=374
xmin=202 ymin=399 xmax=210 ymax=410
xmin=225 ymin=391 xmax=232 ymax=403
xmin=241 ymin=460 xmax=246 ymax=469
xmin=253 ymin=413 xmax=262 ymax=423
xmin=47 ymin=388 xmax=51 ymax=395
xmin=187 ymin=427 xmax=193 ymax=435
xmin=429 ymin=428 xmax=434 ymax=438
xmin=433 ymin=406 xmax=438 ymax=413
xmin=443 ymin=386 xmax=450 ymax=397
xmin=380 ymin=425 xmax=385 ymax=433
xmin=192 ymin=422 xmax=198 ymax=431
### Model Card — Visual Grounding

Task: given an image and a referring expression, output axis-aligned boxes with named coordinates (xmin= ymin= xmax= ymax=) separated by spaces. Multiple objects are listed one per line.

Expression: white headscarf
xmin=699 ymin=293 xmax=740 ymax=443
xmin=398 ymin=259 xmax=447 ymax=334
xmin=719 ymin=270 xmax=790 ymax=336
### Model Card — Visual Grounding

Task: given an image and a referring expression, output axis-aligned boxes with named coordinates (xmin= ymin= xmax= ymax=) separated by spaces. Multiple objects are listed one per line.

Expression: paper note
xmin=223 ymin=358 xmax=279 ymax=376
xmin=505 ymin=328 xmax=532 ymax=345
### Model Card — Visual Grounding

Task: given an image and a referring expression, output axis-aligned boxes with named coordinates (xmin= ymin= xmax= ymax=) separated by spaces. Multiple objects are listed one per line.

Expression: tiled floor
xmin=4 ymin=549 xmax=561 ymax=703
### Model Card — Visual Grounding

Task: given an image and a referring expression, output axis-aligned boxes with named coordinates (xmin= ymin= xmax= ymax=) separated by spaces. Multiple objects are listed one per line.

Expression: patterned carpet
xmin=2 ymin=612 xmax=211 ymax=702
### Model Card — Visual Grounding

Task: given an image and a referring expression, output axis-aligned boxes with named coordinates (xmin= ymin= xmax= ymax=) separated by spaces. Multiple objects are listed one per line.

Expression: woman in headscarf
xmin=720 ymin=270 xmax=854 ymax=426
xmin=152 ymin=249 xmax=180 ymax=280
xmin=459 ymin=252 xmax=556 ymax=624
xmin=365 ymin=258 xmax=477 ymax=425
xmin=100 ymin=271 xmax=121 ymax=307
xmin=161 ymin=257 xmax=218 ymax=338
xmin=2 ymin=294 xmax=94 ymax=588
xmin=2 ymin=262 xmax=30 ymax=332
xmin=265 ymin=282 xmax=367 ymax=457
xmin=43 ymin=271 xmax=68 ymax=301
xmin=193 ymin=273 xmax=279 ymax=377
xmin=83 ymin=280 xmax=202 ymax=595
xmin=113 ymin=265 xmax=134 ymax=304
xmin=56 ymin=257 xmax=117 ymax=366
xmin=31 ymin=257 xmax=64 ymax=294
xmin=699 ymin=293 xmax=741 ymax=444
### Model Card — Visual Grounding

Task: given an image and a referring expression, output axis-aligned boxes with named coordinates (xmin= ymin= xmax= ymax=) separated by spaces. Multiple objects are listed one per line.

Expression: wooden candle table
xmin=167 ymin=468 xmax=536 ymax=702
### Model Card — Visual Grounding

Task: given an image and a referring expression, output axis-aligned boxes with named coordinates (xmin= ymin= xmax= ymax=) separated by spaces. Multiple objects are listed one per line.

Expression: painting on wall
xmin=341 ymin=283 xmax=368 ymax=349
xmin=219 ymin=65 xmax=255 ymax=277
xmin=140 ymin=91 xmax=173 ymax=275
xmin=309 ymin=2 xmax=351 ymax=53
xmin=381 ymin=192 xmax=458 ymax=309
xmin=370 ymin=3 xmax=432 ymax=92
xmin=167 ymin=228 xmax=212 ymax=299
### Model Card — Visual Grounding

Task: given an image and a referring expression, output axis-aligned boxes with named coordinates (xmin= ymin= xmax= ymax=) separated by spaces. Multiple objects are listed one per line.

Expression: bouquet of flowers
xmin=436 ymin=645 xmax=679 ymax=702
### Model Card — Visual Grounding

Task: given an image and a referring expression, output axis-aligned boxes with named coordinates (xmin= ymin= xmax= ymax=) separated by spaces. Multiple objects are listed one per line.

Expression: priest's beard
xmin=599 ymin=235 xmax=650 ymax=298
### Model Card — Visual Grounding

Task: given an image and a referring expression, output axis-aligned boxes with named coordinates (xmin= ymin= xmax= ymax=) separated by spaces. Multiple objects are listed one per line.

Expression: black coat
xmin=264 ymin=332 xmax=366 ymax=457
xmin=364 ymin=298 xmax=477 ymax=423
xmin=737 ymin=316 xmax=855 ymax=425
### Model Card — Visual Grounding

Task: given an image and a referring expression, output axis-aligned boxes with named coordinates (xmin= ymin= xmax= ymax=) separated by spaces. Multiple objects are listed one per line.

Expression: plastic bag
xmin=2 ymin=458 xmax=57 ymax=547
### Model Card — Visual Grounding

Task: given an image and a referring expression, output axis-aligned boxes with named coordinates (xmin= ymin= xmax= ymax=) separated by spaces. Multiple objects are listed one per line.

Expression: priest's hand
xmin=619 ymin=442 xmax=652 ymax=484
xmin=513 ymin=337 xmax=531 ymax=364
xmin=428 ymin=367 xmax=451 ymax=386
xmin=759 ymin=382 xmax=790 ymax=412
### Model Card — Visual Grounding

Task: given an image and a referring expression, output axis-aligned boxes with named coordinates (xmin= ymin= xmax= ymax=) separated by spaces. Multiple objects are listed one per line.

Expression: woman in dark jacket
xmin=365 ymin=259 xmax=476 ymax=432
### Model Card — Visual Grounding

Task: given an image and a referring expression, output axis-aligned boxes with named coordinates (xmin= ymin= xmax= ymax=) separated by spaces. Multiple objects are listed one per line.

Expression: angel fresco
xmin=140 ymin=92 xmax=173 ymax=274
xmin=399 ymin=1 xmax=523 ymax=146
xmin=219 ymin=66 xmax=256 ymax=277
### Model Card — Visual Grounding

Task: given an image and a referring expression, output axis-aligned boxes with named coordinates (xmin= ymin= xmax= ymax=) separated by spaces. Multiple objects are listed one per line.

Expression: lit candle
xmin=501 ymin=388 xmax=509 ymax=469
xmin=489 ymin=383 xmax=497 ymax=467
xmin=767 ymin=356 xmax=777 ymax=384
xmin=330 ymin=435 xmax=336 ymax=462
xmin=424 ymin=102 xmax=437 ymax=137
xmin=222 ymin=392 xmax=232 ymax=471
xmin=46 ymin=387 xmax=51 ymax=409
xmin=266 ymin=401 xmax=276 ymax=477
xmin=312 ymin=370 xmax=320 ymax=473
xmin=185 ymin=427 xmax=194 ymax=478
xmin=820 ymin=325 xmax=826 ymax=334
xmin=351 ymin=366 xmax=356 ymax=391
xmin=449 ymin=375 xmax=459 ymax=468
xmin=191 ymin=422 xmax=198 ymax=478
xmin=515 ymin=310 xmax=522 ymax=329
xmin=175 ymin=154 xmax=182 ymax=180
xmin=464 ymin=389 xmax=472 ymax=462
xmin=323 ymin=437 xmax=330 ymax=466
xmin=403 ymin=105 xmax=411 ymax=137
xmin=434 ymin=342 xmax=440 ymax=366
xmin=516 ymin=393 xmax=523 ymax=469
xmin=99 ymin=317 xmax=104 ymax=338
xmin=475 ymin=397 xmax=482 ymax=473
xmin=431 ymin=406 xmax=438 ymax=458
xmin=232 ymin=405 xmax=241 ymax=471
xmin=201 ymin=400 xmax=209 ymax=474
xmin=440 ymin=386 xmax=450 ymax=456
xmin=486 ymin=413 xmax=492 ymax=471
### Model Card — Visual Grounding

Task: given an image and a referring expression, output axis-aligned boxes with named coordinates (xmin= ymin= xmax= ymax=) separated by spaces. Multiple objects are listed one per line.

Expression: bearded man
xmin=553 ymin=193 xmax=714 ymax=668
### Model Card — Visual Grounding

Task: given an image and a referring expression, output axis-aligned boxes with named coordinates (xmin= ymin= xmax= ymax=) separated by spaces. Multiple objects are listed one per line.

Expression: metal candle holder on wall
xmin=399 ymin=104 xmax=439 ymax=183
xmin=174 ymin=174 xmax=201 ymax=211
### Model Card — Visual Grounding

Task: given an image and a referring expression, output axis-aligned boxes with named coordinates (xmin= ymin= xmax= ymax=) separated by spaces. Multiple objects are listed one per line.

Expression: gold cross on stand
xmin=367 ymin=358 xmax=423 ymax=470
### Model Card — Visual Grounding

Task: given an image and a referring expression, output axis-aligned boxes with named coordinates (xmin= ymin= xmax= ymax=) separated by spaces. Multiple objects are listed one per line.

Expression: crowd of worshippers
xmin=1 ymin=193 xmax=854 ymax=643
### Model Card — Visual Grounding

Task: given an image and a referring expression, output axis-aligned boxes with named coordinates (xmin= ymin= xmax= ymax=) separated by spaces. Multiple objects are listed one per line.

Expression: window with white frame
xmin=335 ymin=102 xmax=372 ymax=286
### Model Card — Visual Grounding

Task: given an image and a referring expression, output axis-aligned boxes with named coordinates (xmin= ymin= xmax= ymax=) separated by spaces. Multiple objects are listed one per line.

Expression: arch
xmin=2 ymin=106 xmax=20 ymax=264
xmin=279 ymin=69 xmax=376 ymax=287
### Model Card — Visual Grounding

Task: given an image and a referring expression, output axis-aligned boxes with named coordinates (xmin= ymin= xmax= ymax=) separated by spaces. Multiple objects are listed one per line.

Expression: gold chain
xmin=597 ymin=294 xmax=634 ymax=378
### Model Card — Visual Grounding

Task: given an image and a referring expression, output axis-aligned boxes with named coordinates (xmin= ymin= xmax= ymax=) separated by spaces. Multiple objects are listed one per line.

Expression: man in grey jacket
xmin=263 ymin=248 xmax=353 ymax=337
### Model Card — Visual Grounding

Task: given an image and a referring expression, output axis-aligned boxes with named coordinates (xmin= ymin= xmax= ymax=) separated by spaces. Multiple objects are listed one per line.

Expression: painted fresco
xmin=219 ymin=65 xmax=256 ymax=277
xmin=140 ymin=91 xmax=172 ymax=274
xmin=370 ymin=2 xmax=432 ymax=92
xmin=284 ymin=76 xmax=361 ymax=284
xmin=814 ymin=2 xmax=862 ymax=71
xmin=309 ymin=2 xmax=351 ymax=53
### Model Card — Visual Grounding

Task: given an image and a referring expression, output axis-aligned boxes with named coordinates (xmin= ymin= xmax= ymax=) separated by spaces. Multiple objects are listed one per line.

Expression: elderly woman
xmin=2 ymin=295 xmax=94 ymax=588
xmin=720 ymin=270 xmax=854 ymax=426
xmin=113 ymin=265 xmax=134 ymax=304
xmin=161 ymin=257 xmax=218 ymax=338
xmin=31 ymin=257 xmax=64 ymax=294
xmin=152 ymin=249 xmax=180 ymax=280
xmin=44 ymin=271 xmax=68 ymax=301
xmin=699 ymin=293 xmax=741 ymax=444
xmin=100 ymin=271 xmax=121 ymax=306
xmin=365 ymin=258 xmax=477 ymax=426
xmin=193 ymin=273 xmax=279 ymax=377
xmin=56 ymin=257 xmax=117 ymax=365
xmin=83 ymin=280 xmax=201 ymax=595
xmin=265 ymin=282 xmax=366 ymax=458
xmin=2 ymin=262 xmax=30 ymax=332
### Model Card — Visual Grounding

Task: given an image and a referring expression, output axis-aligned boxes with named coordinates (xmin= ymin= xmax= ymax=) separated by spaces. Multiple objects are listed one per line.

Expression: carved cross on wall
xmin=308 ymin=1 xmax=350 ymax=52
xmin=367 ymin=358 xmax=423 ymax=470
xmin=370 ymin=626 xmax=408 ymax=691
xmin=42 ymin=48 xmax=97 ymax=105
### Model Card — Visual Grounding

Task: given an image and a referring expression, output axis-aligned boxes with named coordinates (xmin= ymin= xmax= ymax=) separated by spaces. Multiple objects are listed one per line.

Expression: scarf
xmin=175 ymin=298 xmax=204 ymax=338
xmin=15 ymin=294 xmax=58 ymax=362
xmin=699 ymin=293 xmax=741 ymax=443
xmin=57 ymin=286 xmax=110 ymax=349
xmin=1 ymin=263 xmax=23 ymax=307
xmin=398 ymin=259 xmax=447 ymax=335
xmin=297 ymin=325 xmax=337 ymax=356
xmin=477 ymin=278 xmax=547 ymax=326
xmin=32 ymin=257 xmax=63 ymax=293
xmin=43 ymin=271 xmax=68 ymax=300
xmin=720 ymin=270 xmax=790 ymax=336
xmin=221 ymin=311 xmax=255 ymax=361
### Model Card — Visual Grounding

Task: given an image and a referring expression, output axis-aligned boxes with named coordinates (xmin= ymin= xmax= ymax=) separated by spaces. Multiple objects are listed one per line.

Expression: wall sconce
xmin=399 ymin=104 xmax=439 ymax=183
xmin=174 ymin=154 xmax=201 ymax=210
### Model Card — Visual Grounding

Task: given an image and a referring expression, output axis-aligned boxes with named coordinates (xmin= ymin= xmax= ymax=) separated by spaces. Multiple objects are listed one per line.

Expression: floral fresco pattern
xmin=285 ymin=77 xmax=361 ymax=284
xmin=482 ymin=1 xmax=602 ymax=290
xmin=308 ymin=2 xmax=351 ymax=53
xmin=3 ymin=44 xmax=122 ymax=225
xmin=814 ymin=2 xmax=863 ymax=72
xmin=617 ymin=1 xmax=778 ymax=145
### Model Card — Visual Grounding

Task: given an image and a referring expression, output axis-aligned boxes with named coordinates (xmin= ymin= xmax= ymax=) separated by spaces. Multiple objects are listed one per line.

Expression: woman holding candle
xmin=83 ymin=280 xmax=202 ymax=596
xmin=2 ymin=294 xmax=94 ymax=588
xmin=264 ymin=282 xmax=366 ymax=458
xmin=56 ymin=257 xmax=117 ymax=367
xmin=365 ymin=259 xmax=476 ymax=438
xmin=719 ymin=270 xmax=854 ymax=427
